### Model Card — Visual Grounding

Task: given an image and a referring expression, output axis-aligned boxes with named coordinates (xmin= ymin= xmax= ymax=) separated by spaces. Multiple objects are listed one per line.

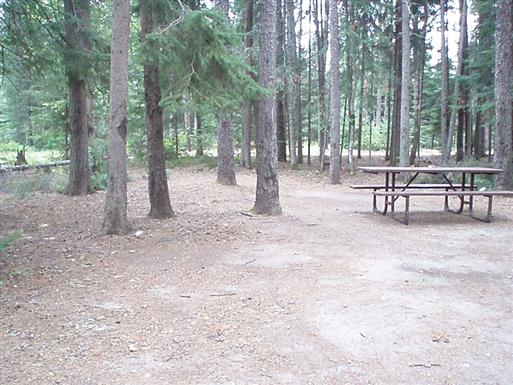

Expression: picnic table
xmin=352 ymin=166 xmax=513 ymax=224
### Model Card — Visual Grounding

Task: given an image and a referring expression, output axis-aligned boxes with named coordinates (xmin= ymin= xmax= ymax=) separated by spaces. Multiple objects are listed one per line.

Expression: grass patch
xmin=0 ymin=231 xmax=22 ymax=253
xmin=166 ymin=155 xmax=217 ymax=170
xmin=0 ymin=169 xmax=68 ymax=199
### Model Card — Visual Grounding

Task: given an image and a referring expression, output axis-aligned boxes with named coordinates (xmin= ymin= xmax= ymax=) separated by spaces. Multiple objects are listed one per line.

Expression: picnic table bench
xmin=354 ymin=166 xmax=513 ymax=224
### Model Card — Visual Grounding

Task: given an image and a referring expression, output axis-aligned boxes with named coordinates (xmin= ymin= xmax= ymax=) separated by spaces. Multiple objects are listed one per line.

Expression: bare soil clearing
xmin=1 ymin=164 xmax=513 ymax=385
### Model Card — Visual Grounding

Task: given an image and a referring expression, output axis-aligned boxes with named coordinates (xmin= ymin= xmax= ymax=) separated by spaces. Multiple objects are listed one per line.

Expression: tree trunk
xmin=195 ymin=114 xmax=204 ymax=156
xmin=276 ymin=0 xmax=287 ymax=162
xmin=307 ymin=0 xmax=312 ymax=165
xmin=64 ymin=0 xmax=92 ymax=196
xmin=440 ymin=0 xmax=449 ymax=160
xmin=314 ymin=0 xmax=328 ymax=171
xmin=103 ymin=0 xmax=131 ymax=235
xmin=357 ymin=39 xmax=365 ymax=160
xmin=391 ymin=0 xmax=402 ymax=165
xmin=215 ymin=0 xmax=237 ymax=185
xmin=254 ymin=0 xmax=282 ymax=215
xmin=494 ymin=0 xmax=513 ymax=188
xmin=410 ymin=4 xmax=428 ymax=165
xmin=345 ymin=0 xmax=355 ymax=173
xmin=399 ymin=0 xmax=410 ymax=167
xmin=241 ymin=0 xmax=254 ymax=169
xmin=286 ymin=0 xmax=299 ymax=169
xmin=140 ymin=0 xmax=174 ymax=219
xmin=329 ymin=0 xmax=340 ymax=184
xmin=444 ymin=0 xmax=468 ymax=164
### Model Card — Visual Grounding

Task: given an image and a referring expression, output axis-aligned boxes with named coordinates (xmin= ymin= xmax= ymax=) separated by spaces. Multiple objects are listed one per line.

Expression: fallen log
xmin=0 ymin=160 xmax=70 ymax=174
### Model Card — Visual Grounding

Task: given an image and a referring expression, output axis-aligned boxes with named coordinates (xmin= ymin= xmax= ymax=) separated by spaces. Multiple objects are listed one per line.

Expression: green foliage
xmin=157 ymin=8 xmax=264 ymax=115
xmin=0 ymin=231 xmax=22 ymax=254
xmin=0 ymin=169 xmax=68 ymax=199
xmin=166 ymin=155 xmax=217 ymax=170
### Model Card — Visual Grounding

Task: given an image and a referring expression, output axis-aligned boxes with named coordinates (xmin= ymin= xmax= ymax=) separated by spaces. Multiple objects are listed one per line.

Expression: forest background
xmin=0 ymin=0 xmax=512 ymax=227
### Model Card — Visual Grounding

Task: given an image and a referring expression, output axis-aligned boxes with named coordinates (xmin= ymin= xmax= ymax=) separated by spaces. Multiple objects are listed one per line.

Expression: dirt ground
xmin=1 ymin=160 xmax=513 ymax=385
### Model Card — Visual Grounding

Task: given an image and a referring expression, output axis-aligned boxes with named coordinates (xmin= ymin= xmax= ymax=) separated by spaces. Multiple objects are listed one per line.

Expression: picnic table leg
xmin=373 ymin=173 xmax=389 ymax=215
xmin=443 ymin=173 xmax=465 ymax=214
xmin=390 ymin=172 xmax=396 ymax=215
xmin=469 ymin=173 xmax=475 ymax=213
xmin=469 ymin=194 xmax=493 ymax=223
xmin=404 ymin=195 xmax=410 ymax=225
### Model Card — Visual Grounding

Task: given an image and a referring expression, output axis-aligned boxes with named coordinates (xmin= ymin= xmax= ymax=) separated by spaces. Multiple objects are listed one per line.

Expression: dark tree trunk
xmin=103 ymin=0 xmax=131 ymax=235
xmin=494 ymin=0 xmax=513 ymax=188
xmin=254 ymin=0 xmax=282 ymax=215
xmin=140 ymin=0 xmax=174 ymax=219
xmin=195 ymin=114 xmax=204 ymax=156
xmin=276 ymin=0 xmax=287 ymax=162
xmin=241 ymin=0 xmax=254 ymax=169
xmin=64 ymin=0 xmax=92 ymax=196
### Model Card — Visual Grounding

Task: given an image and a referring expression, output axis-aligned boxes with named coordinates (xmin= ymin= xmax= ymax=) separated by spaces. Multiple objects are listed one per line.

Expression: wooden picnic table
xmin=355 ymin=166 xmax=511 ymax=224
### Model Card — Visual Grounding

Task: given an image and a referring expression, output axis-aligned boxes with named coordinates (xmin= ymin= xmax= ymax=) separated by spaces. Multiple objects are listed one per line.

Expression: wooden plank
xmin=373 ymin=190 xmax=513 ymax=197
xmin=350 ymin=184 xmax=468 ymax=190
xmin=359 ymin=166 xmax=504 ymax=174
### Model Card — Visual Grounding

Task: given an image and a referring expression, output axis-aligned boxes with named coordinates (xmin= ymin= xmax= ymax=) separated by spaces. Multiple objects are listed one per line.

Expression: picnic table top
xmin=358 ymin=166 xmax=504 ymax=175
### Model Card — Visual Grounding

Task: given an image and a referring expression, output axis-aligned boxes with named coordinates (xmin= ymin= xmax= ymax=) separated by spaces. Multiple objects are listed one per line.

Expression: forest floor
xmin=1 ymin=159 xmax=513 ymax=385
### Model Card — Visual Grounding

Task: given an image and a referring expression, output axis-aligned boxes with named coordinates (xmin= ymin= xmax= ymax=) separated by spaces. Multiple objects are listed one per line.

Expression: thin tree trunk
xmin=297 ymin=0 xmax=304 ymax=164
xmin=215 ymin=0 xmax=237 ymax=185
xmin=399 ymin=0 xmax=410 ymax=167
xmin=103 ymin=0 xmax=131 ymax=235
xmin=391 ymin=0 xmax=402 ymax=165
xmin=241 ymin=0 xmax=254 ymax=169
xmin=314 ymin=0 xmax=328 ymax=171
xmin=410 ymin=4 xmax=428 ymax=165
xmin=276 ymin=0 xmax=287 ymax=162
xmin=254 ymin=0 xmax=282 ymax=215
xmin=64 ymin=0 xmax=92 ymax=196
xmin=340 ymin=97 xmax=347 ymax=164
xmin=493 ymin=0 xmax=513 ymax=188
xmin=286 ymin=0 xmax=299 ymax=169
xmin=140 ymin=0 xmax=173 ymax=219
xmin=195 ymin=114 xmax=204 ymax=156
xmin=345 ymin=0 xmax=355 ymax=173
xmin=440 ymin=0 xmax=450 ymax=161
xmin=329 ymin=0 xmax=340 ymax=183
xmin=357 ymin=39 xmax=366 ymax=159
xmin=307 ymin=0 xmax=312 ymax=165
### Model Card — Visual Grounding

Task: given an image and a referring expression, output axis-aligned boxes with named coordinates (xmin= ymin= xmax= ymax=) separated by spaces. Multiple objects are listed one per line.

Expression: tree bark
xmin=391 ymin=0 xmax=402 ymax=165
xmin=103 ymin=0 xmax=131 ymax=235
xmin=345 ymin=0 xmax=355 ymax=173
xmin=399 ymin=0 xmax=411 ymax=167
xmin=440 ymin=0 xmax=449 ymax=160
xmin=494 ymin=0 xmax=513 ymax=188
xmin=215 ymin=0 xmax=237 ymax=185
xmin=64 ymin=0 xmax=92 ymax=196
xmin=286 ymin=0 xmax=299 ymax=169
xmin=314 ymin=0 xmax=328 ymax=171
xmin=241 ymin=0 xmax=254 ymax=169
xmin=276 ymin=0 xmax=287 ymax=162
xmin=254 ymin=0 xmax=282 ymax=215
xmin=410 ymin=4 xmax=428 ymax=165
xmin=443 ymin=0 xmax=468 ymax=164
xmin=140 ymin=0 xmax=174 ymax=219
xmin=328 ymin=0 xmax=340 ymax=184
